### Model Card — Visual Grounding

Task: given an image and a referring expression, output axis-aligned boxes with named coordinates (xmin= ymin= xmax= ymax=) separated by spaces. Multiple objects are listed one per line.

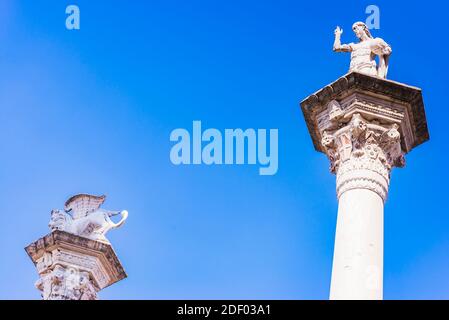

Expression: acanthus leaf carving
xmin=320 ymin=113 xmax=405 ymax=201
xmin=36 ymin=265 xmax=98 ymax=301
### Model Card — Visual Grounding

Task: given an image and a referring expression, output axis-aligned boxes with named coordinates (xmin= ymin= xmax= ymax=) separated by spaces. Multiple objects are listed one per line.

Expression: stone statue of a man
xmin=333 ymin=22 xmax=392 ymax=79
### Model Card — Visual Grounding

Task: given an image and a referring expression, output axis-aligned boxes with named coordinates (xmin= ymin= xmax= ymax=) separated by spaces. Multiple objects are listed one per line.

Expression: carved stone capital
xmin=301 ymin=72 xmax=429 ymax=155
xmin=321 ymin=113 xmax=404 ymax=201
xmin=25 ymin=231 xmax=127 ymax=300
xmin=35 ymin=264 xmax=98 ymax=300
xmin=301 ymin=73 xmax=430 ymax=202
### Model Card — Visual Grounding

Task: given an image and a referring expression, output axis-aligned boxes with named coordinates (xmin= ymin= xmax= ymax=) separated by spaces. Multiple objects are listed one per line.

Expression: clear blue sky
xmin=0 ymin=0 xmax=448 ymax=300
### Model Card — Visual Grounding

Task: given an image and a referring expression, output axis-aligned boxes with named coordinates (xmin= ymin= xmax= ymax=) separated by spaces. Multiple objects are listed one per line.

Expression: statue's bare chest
xmin=351 ymin=42 xmax=374 ymax=60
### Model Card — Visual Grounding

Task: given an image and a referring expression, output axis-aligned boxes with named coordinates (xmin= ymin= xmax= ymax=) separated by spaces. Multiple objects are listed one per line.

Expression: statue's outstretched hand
xmin=334 ymin=26 xmax=343 ymax=37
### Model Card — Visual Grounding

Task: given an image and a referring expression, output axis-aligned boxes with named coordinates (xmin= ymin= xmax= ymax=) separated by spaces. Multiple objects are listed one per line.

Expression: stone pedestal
xmin=25 ymin=231 xmax=127 ymax=300
xmin=300 ymin=72 xmax=429 ymax=300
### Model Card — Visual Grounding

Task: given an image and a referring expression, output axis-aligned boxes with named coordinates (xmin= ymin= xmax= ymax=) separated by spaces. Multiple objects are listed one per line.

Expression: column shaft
xmin=330 ymin=188 xmax=383 ymax=300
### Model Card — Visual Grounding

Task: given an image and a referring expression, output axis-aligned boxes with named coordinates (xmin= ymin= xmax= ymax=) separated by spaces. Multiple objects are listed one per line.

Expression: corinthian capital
xmin=321 ymin=113 xmax=404 ymax=201
xmin=300 ymin=73 xmax=430 ymax=201
xmin=26 ymin=231 xmax=127 ymax=300
xmin=36 ymin=265 xmax=98 ymax=300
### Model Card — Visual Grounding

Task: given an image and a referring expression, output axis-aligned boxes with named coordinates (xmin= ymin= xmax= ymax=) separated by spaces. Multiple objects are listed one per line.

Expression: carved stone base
xmin=25 ymin=231 xmax=127 ymax=300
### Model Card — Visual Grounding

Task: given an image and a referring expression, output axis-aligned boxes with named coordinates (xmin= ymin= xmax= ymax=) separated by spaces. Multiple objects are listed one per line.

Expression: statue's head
xmin=352 ymin=22 xmax=373 ymax=41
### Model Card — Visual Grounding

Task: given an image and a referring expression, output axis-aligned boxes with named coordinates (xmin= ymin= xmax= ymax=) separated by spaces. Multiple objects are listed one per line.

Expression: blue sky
xmin=0 ymin=0 xmax=448 ymax=300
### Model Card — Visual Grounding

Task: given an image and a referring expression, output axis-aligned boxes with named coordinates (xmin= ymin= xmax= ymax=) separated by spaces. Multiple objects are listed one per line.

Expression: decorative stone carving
xmin=26 ymin=196 xmax=128 ymax=300
xmin=333 ymin=22 xmax=392 ymax=79
xmin=35 ymin=265 xmax=98 ymax=300
xmin=301 ymin=72 xmax=430 ymax=202
xmin=321 ymin=113 xmax=404 ymax=201
xmin=49 ymin=194 xmax=128 ymax=244
xmin=26 ymin=230 xmax=127 ymax=300
xmin=301 ymin=73 xmax=429 ymax=155
xmin=328 ymin=100 xmax=344 ymax=122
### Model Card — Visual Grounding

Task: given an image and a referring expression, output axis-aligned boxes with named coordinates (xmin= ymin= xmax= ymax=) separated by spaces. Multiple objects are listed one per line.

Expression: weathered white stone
xmin=330 ymin=188 xmax=384 ymax=300
xmin=301 ymin=72 xmax=429 ymax=300
xmin=26 ymin=194 xmax=128 ymax=300
xmin=49 ymin=194 xmax=128 ymax=244
xmin=333 ymin=22 xmax=392 ymax=79
xmin=26 ymin=231 xmax=127 ymax=300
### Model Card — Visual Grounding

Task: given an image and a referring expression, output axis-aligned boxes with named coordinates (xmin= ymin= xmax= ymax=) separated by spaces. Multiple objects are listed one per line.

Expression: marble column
xmin=324 ymin=113 xmax=396 ymax=300
xmin=300 ymin=72 xmax=429 ymax=300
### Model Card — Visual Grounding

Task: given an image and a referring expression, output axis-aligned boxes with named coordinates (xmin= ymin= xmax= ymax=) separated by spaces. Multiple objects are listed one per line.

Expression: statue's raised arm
xmin=333 ymin=22 xmax=392 ymax=79
xmin=333 ymin=26 xmax=351 ymax=52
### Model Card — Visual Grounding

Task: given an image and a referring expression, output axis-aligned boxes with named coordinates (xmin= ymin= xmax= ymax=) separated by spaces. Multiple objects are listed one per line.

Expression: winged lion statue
xmin=49 ymin=194 xmax=128 ymax=244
